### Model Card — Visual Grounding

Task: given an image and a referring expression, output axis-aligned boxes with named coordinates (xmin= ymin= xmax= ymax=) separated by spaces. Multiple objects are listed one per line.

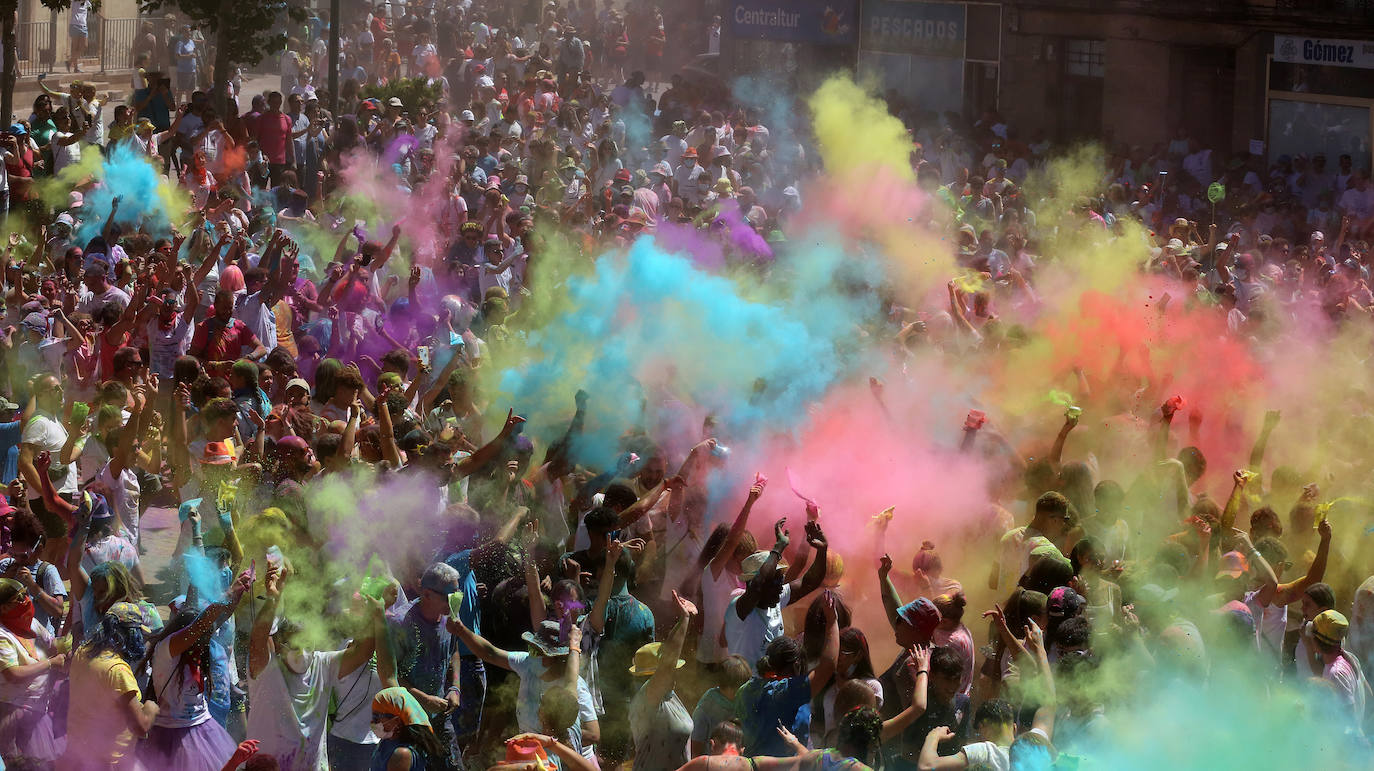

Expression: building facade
xmin=999 ymin=0 xmax=1374 ymax=165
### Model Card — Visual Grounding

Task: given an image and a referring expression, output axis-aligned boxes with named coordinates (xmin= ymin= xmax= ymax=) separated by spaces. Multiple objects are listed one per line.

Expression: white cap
xmin=460 ymin=110 xmax=475 ymax=121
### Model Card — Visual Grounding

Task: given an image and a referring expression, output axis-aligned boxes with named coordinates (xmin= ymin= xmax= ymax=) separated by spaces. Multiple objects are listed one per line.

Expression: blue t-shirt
xmin=370 ymin=738 xmax=428 ymax=771
xmin=389 ymin=601 xmax=454 ymax=698
xmin=736 ymin=674 xmax=812 ymax=757
xmin=441 ymin=550 xmax=482 ymax=657
xmin=0 ymin=418 xmax=21 ymax=486
xmin=134 ymin=88 xmax=173 ymax=131
xmin=176 ymin=39 xmax=197 ymax=74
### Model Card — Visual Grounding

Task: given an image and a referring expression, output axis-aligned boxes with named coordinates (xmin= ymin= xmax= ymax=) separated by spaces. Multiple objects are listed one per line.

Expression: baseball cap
xmin=387 ymin=97 xmax=404 ymax=108
xmin=1048 ymin=586 xmax=1086 ymax=619
xmin=897 ymin=597 xmax=940 ymax=637
xmin=460 ymin=109 xmax=475 ymax=121
xmin=1313 ymin=609 xmax=1349 ymax=646
xmin=1215 ymin=551 xmax=1248 ymax=580
xmin=7 ymin=123 xmax=25 ymax=135
xmin=614 ymin=168 xmax=632 ymax=183
xmin=285 ymin=378 xmax=310 ymax=394
xmin=69 ymin=191 xmax=84 ymax=209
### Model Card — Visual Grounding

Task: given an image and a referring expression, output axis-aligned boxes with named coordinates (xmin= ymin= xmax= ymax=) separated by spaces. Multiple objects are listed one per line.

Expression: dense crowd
xmin=0 ymin=1 xmax=1371 ymax=771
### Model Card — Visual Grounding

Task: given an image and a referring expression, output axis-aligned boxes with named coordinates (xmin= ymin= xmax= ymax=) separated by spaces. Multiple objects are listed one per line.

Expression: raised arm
xmin=373 ymin=598 xmax=398 ymax=688
xmin=167 ymin=570 xmax=251 ymax=657
xmin=806 ymin=591 xmax=839 ymax=698
xmin=1024 ymin=620 xmax=1056 ymax=738
xmin=882 ymin=645 xmax=932 ymax=739
xmin=1274 ymin=519 xmax=1332 ymax=605
xmin=447 ymin=614 xmax=512 ymax=671
xmin=371 ymin=224 xmax=403 ymax=273
xmin=523 ymin=523 xmax=547 ymax=628
xmin=642 ymin=590 xmax=697 ymax=706
xmin=248 ymin=563 xmax=283 ymax=680
xmin=589 ymin=540 xmax=623 ymax=636
xmin=451 ymin=410 xmax=525 ymax=478
xmin=1233 ymin=528 xmax=1279 ymax=607
xmin=1048 ymin=410 xmax=1078 ymax=469
xmin=1248 ymin=410 xmax=1280 ymax=470
xmin=1219 ymin=470 xmax=1251 ymax=533
xmin=787 ymin=520 xmax=829 ymax=604
xmin=709 ymin=475 xmax=765 ymax=580
xmin=878 ymin=553 xmax=903 ymax=631
xmin=102 ymin=197 xmax=122 ymax=245
xmin=615 ymin=479 xmax=667 ymax=530
xmin=735 ymin=518 xmax=788 ymax=620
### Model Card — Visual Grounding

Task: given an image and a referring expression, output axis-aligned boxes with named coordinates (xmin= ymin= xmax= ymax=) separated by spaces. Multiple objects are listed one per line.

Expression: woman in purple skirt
xmin=138 ymin=569 xmax=251 ymax=771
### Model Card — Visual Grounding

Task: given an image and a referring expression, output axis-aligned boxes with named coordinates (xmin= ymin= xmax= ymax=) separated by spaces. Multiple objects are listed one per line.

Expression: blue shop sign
xmin=729 ymin=0 xmax=860 ymax=46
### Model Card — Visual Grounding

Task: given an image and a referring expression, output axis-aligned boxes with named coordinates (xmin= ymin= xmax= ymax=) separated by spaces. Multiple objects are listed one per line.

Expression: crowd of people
xmin=0 ymin=1 xmax=1371 ymax=771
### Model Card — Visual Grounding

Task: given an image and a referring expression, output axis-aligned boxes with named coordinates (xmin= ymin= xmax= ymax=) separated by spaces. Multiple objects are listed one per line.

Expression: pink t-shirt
xmin=932 ymin=623 xmax=976 ymax=696
xmin=255 ymin=111 xmax=293 ymax=164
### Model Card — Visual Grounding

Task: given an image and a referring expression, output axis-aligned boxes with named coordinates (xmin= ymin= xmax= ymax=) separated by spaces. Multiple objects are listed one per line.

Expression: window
xmin=1066 ymin=39 xmax=1105 ymax=78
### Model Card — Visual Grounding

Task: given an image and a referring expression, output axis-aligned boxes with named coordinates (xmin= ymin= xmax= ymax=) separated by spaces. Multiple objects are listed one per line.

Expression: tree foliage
xmin=136 ymin=0 xmax=308 ymax=69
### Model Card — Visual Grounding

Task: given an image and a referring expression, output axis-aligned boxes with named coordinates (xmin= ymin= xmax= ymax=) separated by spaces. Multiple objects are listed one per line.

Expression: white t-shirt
xmin=235 ymin=290 xmax=277 ymax=351
xmin=246 ymin=648 xmax=339 ymax=771
xmin=696 ymin=566 xmax=743 ymax=664
xmin=1324 ymin=653 xmax=1368 ymax=728
xmin=324 ymin=651 xmax=382 ymax=745
xmin=23 ymin=414 xmax=79 ymax=498
xmin=93 ymin=462 xmax=140 ymax=546
xmin=147 ymin=316 xmax=194 ymax=380
xmin=724 ymin=583 xmax=791 ymax=672
xmin=0 ymin=619 xmax=53 ymax=709
xmin=506 ymin=651 xmax=598 ymax=760
xmin=70 ymin=0 xmax=91 ymax=28
xmin=962 ymin=739 xmax=1011 ymax=771
xmin=150 ymin=636 xmax=213 ymax=728
xmin=51 ymin=134 xmax=84 ymax=174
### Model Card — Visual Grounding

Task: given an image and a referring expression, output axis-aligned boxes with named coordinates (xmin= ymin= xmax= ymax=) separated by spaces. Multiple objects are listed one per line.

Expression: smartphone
xmin=265 ymin=545 xmax=283 ymax=568
xmin=1065 ymin=406 xmax=1083 ymax=420
xmin=447 ymin=589 xmax=465 ymax=618
xmin=417 ymin=345 xmax=431 ymax=368
xmin=70 ymin=401 xmax=90 ymax=425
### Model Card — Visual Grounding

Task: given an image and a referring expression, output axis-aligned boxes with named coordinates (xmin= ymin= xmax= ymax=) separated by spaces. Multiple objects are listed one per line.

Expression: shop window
xmin=1065 ymin=39 xmax=1104 ymax=78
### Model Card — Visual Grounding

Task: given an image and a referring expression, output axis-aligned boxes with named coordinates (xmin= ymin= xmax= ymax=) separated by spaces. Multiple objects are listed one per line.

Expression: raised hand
xmin=748 ymin=474 xmax=767 ymax=500
xmin=772 ymin=517 xmax=790 ymax=550
xmin=500 ymin=408 xmax=526 ymax=435
xmin=878 ymin=553 xmax=893 ymax=579
xmin=672 ymin=589 xmax=698 ymax=617
xmin=804 ymin=520 xmax=826 ymax=549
